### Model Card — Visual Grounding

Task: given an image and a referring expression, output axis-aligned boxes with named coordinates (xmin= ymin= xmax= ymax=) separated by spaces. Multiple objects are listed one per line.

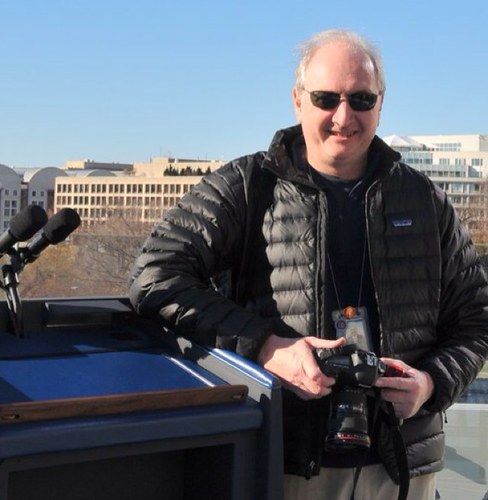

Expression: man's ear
xmin=292 ymin=87 xmax=302 ymax=123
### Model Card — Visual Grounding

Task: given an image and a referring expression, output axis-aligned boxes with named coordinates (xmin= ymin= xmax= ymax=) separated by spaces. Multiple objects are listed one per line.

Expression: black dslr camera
xmin=314 ymin=344 xmax=390 ymax=452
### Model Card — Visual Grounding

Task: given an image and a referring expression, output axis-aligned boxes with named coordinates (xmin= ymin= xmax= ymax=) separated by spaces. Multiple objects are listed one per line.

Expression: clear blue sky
xmin=1 ymin=0 xmax=487 ymax=167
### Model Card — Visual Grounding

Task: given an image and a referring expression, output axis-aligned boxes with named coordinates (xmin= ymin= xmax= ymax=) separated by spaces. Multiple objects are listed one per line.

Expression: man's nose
xmin=332 ymin=99 xmax=354 ymax=125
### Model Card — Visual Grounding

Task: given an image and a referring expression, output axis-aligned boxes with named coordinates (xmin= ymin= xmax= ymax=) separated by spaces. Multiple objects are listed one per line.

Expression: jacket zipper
xmin=364 ymin=177 xmax=388 ymax=356
xmin=316 ymin=190 xmax=328 ymax=339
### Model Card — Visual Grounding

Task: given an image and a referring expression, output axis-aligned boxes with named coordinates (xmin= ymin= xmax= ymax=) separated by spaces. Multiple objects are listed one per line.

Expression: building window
xmin=433 ymin=142 xmax=461 ymax=152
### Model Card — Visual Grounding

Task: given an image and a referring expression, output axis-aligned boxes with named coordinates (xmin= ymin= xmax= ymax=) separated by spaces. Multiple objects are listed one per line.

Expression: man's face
xmin=292 ymin=41 xmax=383 ymax=179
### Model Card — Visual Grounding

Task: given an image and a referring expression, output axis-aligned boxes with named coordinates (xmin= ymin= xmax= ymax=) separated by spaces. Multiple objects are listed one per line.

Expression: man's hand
xmin=374 ymin=358 xmax=435 ymax=419
xmin=257 ymin=334 xmax=346 ymax=400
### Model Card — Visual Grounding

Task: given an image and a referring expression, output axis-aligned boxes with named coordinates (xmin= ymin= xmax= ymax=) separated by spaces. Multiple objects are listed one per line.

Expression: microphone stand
xmin=0 ymin=208 xmax=80 ymax=338
xmin=1 ymin=249 xmax=25 ymax=338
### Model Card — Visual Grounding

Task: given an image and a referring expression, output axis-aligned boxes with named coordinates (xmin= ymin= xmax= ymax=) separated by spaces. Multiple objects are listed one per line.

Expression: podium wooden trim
xmin=0 ymin=384 xmax=248 ymax=424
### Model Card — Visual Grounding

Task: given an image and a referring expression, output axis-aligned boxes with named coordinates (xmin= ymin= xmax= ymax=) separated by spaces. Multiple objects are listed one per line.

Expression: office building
xmin=54 ymin=157 xmax=225 ymax=225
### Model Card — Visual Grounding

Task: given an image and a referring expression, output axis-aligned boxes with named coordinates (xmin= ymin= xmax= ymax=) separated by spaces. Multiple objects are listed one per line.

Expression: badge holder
xmin=332 ymin=306 xmax=373 ymax=352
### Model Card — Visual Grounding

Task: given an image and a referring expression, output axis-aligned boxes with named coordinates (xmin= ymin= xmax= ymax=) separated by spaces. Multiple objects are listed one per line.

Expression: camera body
xmin=315 ymin=343 xmax=387 ymax=388
xmin=314 ymin=344 xmax=389 ymax=452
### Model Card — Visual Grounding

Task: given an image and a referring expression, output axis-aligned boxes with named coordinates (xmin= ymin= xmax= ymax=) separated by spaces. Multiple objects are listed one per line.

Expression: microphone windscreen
xmin=44 ymin=208 xmax=81 ymax=244
xmin=9 ymin=205 xmax=48 ymax=241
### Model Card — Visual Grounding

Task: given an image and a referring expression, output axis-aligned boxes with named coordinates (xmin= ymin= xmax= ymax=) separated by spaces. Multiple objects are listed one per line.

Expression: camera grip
xmin=383 ymin=362 xmax=407 ymax=378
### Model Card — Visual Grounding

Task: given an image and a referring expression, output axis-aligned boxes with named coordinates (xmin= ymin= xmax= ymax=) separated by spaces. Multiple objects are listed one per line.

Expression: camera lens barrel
xmin=325 ymin=387 xmax=371 ymax=452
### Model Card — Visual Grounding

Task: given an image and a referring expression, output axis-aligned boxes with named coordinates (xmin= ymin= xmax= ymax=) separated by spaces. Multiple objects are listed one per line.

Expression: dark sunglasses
xmin=303 ymin=89 xmax=378 ymax=112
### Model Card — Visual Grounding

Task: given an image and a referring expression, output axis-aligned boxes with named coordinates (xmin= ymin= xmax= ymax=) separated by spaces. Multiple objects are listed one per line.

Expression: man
xmin=130 ymin=30 xmax=488 ymax=499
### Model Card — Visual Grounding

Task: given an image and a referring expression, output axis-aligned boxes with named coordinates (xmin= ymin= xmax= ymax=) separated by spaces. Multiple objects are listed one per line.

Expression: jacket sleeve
xmin=416 ymin=185 xmax=488 ymax=411
xmin=129 ymin=158 xmax=273 ymax=361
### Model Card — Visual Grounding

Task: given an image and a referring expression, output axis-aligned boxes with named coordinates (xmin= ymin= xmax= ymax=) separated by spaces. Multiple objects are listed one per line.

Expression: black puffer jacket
xmin=130 ymin=125 xmax=488 ymax=480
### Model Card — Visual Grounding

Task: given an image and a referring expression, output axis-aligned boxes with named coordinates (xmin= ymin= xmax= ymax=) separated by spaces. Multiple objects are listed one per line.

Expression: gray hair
xmin=294 ymin=29 xmax=386 ymax=93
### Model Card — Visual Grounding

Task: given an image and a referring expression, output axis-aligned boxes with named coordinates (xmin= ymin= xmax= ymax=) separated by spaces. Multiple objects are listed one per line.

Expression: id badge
xmin=332 ymin=306 xmax=372 ymax=351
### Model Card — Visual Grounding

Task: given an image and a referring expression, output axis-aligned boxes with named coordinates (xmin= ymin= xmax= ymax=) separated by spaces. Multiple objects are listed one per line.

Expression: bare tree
xmin=458 ymin=179 xmax=488 ymax=253
xmin=73 ymin=214 xmax=151 ymax=296
xmin=14 ymin=214 xmax=151 ymax=298
xmin=16 ymin=244 xmax=82 ymax=298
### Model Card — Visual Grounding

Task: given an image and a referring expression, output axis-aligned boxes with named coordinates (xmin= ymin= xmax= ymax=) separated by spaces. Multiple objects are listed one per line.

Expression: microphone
xmin=19 ymin=208 xmax=81 ymax=265
xmin=0 ymin=205 xmax=48 ymax=257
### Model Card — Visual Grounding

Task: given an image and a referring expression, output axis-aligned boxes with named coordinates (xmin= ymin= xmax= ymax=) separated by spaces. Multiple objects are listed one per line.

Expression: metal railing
xmin=437 ymin=378 xmax=488 ymax=500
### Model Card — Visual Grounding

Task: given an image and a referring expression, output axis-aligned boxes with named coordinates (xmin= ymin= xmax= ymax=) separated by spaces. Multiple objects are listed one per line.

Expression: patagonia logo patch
xmin=391 ymin=218 xmax=413 ymax=228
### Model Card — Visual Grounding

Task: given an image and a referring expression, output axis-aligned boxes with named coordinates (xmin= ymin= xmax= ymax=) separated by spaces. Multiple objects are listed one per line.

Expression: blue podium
xmin=0 ymin=298 xmax=283 ymax=500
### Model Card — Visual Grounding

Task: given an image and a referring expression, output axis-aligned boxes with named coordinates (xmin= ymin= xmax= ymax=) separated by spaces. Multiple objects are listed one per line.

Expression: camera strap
xmin=350 ymin=465 xmax=364 ymax=500
xmin=385 ymin=400 xmax=410 ymax=500
xmin=349 ymin=399 xmax=409 ymax=500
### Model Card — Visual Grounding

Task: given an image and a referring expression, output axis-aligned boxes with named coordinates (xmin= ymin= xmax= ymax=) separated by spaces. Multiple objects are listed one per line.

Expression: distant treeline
xmin=163 ymin=165 xmax=212 ymax=176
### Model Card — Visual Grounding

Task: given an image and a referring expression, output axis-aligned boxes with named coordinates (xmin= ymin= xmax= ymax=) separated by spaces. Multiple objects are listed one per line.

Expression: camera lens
xmin=324 ymin=387 xmax=370 ymax=452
